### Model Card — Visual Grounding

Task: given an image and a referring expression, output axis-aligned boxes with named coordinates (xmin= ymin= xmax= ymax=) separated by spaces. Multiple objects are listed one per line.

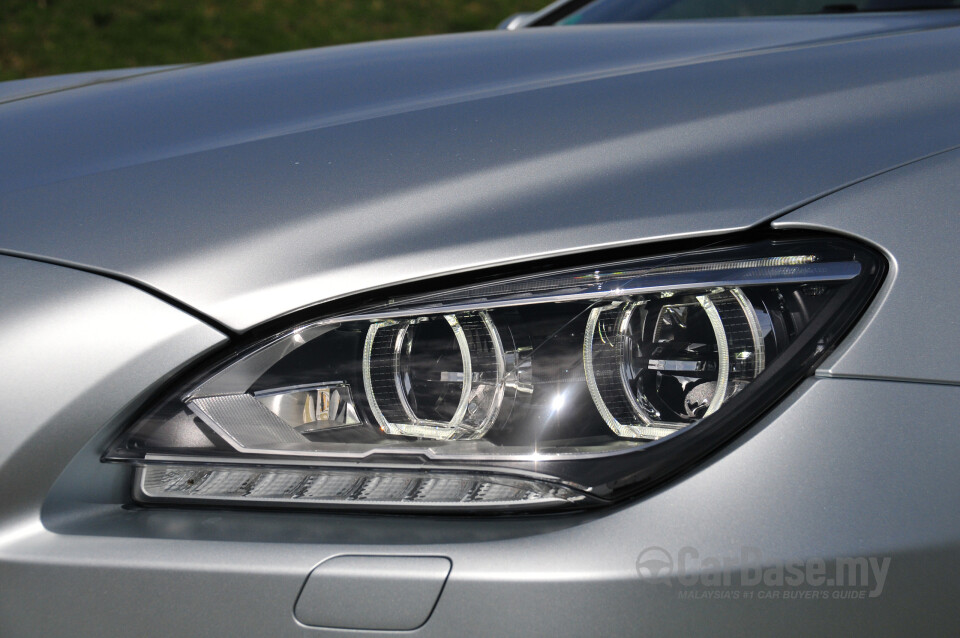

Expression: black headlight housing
xmin=105 ymin=232 xmax=885 ymax=511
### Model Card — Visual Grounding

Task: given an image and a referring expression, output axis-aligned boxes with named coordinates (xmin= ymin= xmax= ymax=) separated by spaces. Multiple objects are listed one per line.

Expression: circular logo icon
xmin=636 ymin=546 xmax=674 ymax=584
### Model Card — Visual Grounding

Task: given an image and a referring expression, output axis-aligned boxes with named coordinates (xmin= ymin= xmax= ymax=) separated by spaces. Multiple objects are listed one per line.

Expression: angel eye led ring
xmin=363 ymin=311 xmax=507 ymax=440
xmin=584 ymin=286 xmax=767 ymax=440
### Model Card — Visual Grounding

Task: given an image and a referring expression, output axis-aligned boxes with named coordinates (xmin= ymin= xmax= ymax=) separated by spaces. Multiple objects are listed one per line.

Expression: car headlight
xmin=104 ymin=235 xmax=883 ymax=511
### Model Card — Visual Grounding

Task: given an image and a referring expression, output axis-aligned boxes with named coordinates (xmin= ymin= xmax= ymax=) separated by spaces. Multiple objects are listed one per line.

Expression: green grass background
xmin=1 ymin=0 xmax=543 ymax=81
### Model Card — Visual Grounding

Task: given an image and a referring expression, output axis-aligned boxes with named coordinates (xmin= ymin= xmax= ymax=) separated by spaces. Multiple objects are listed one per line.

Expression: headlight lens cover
xmin=105 ymin=235 xmax=883 ymax=511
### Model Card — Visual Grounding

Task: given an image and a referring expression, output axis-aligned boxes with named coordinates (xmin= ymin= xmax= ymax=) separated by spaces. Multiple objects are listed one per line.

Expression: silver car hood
xmin=0 ymin=65 xmax=186 ymax=105
xmin=3 ymin=14 xmax=960 ymax=331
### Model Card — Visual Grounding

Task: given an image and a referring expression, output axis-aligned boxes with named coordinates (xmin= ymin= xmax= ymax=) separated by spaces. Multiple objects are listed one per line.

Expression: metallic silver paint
xmin=3 ymin=379 xmax=959 ymax=636
xmin=294 ymin=555 xmax=451 ymax=630
xmin=0 ymin=65 xmax=186 ymax=104
xmin=776 ymin=147 xmax=960 ymax=385
xmin=4 ymin=16 xmax=960 ymax=329
xmin=0 ymin=255 xmax=225 ymax=539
